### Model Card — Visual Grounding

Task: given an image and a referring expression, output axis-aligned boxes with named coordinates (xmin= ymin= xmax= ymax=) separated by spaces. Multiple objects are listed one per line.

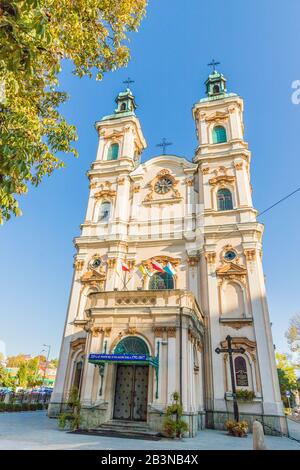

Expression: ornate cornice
xmin=220 ymin=337 xmax=256 ymax=352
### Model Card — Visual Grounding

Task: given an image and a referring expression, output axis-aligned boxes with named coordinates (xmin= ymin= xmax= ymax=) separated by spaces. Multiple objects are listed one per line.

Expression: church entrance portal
xmin=112 ymin=336 xmax=150 ymax=421
xmin=113 ymin=364 xmax=149 ymax=421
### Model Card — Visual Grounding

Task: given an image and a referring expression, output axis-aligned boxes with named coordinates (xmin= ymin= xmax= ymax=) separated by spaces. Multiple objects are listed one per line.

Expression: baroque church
xmin=49 ymin=69 xmax=286 ymax=436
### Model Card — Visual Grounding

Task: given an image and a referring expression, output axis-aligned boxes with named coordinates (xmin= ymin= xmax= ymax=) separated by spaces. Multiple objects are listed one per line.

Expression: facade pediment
xmin=216 ymin=262 xmax=247 ymax=282
xmin=81 ymin=269 xmax=106 ymax=284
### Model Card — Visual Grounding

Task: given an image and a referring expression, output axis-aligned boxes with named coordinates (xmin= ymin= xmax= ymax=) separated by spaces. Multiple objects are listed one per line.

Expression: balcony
xmin=84 ymin=289 xmax=205 ymax=325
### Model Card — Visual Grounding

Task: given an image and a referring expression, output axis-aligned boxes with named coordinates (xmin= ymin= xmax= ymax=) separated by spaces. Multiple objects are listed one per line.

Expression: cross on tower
xmin=207 ymin=59 xmax=220 ymax=72
xmin=123 ymin=77 xmax=135 ymax=88
xmin=156 ymin=137 xmax=172 ymax=155
xmin=215 ymin=335 xmax=245 ymax=422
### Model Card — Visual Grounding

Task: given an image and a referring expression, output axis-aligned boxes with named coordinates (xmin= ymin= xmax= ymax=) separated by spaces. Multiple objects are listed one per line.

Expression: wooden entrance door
xmin=113 ymin=364 xmax=148 ymax=421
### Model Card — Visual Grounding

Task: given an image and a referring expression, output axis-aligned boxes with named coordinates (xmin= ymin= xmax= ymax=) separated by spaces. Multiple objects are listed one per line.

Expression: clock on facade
xmin=91 ymin=258 xmax=101 ymax=268
xmin=154 ymin=176 xmax=173 ymax=194
xmin=224 ymin=250 xmax=237 ymax=262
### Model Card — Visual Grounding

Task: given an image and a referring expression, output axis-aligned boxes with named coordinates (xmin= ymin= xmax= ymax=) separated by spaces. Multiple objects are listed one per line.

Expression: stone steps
xmin=93 ymin=420 xmax=162 ymax=441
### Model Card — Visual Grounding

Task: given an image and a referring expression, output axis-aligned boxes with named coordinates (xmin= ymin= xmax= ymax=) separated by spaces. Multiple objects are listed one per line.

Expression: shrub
xmin=225 ymin=420 xmax=248 ymax=437
xmin=235 ymin=389 xmax=256 ymax=402
xmin=163 ymin=392 xmax=188 ymax=438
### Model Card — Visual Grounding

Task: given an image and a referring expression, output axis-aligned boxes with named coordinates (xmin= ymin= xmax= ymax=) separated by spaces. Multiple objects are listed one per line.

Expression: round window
xmin=224 ymin=250 xmax=237 ymax=262
xmin=92 ymin=258 xmax=101 ymax=268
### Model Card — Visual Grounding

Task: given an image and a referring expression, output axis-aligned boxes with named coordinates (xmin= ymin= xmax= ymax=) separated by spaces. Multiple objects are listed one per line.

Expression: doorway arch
xmin=113 ymin=336 xmax=149 ymax=421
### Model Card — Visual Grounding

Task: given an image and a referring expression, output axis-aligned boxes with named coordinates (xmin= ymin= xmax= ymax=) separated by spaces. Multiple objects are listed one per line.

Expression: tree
xmin=285 ymin=313 xmax=300 ymax=362
xmin=0 ymin=365 xmax=15 ymax=388
xmin=0 ymin=0 xmax=147 ymax=222
xmin=276 ymin=352 xmax=299 ymax=406
xmin=49 ymin=358 xmax=58 ymax=368
xmin=16 ymin=362 xmax=28 ymax=388
xmin=6 ymin=354 xmax=27 ymax=367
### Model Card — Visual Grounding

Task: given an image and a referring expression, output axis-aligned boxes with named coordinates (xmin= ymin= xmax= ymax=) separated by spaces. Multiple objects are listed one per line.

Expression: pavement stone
xmin=0 ymin=411 xmax=299 ymax=450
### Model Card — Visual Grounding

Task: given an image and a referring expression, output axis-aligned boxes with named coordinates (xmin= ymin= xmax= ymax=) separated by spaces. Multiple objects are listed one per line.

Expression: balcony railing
xmin=86 ymin=289 xmax=205 ymax=323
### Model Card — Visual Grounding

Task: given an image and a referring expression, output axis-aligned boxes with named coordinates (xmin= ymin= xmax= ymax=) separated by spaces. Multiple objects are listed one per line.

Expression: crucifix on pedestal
xmin=215 ymin=335 xmax=245 ymax=422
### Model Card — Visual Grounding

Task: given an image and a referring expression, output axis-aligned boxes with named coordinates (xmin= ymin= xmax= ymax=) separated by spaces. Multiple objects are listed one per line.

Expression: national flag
xmin=136 ymin=264 xmax=153 ymax=279
xmin=121 ymin=261 xmax=130 ymax=272
xmin=164 ymin=262 xmax=176 ymax=276
xmin=138 ymin=264 xmax=147 ymax=276
xmin=151 ymin=260 xmax=164 ymax=273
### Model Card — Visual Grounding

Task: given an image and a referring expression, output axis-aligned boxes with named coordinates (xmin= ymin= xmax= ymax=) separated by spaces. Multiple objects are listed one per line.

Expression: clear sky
xmin=1 ymin=0 xmax=300 ymax=359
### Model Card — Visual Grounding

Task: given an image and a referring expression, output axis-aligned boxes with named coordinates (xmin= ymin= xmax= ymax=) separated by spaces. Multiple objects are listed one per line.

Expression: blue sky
xmin=1 ymin=0 xmax=300 ymax=359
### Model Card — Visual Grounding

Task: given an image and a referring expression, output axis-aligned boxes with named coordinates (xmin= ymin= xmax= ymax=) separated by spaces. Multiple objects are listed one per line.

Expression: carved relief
xmin=94 ymin=181 xmax=116 ymax=199
xmin=184 ymin=178 xmax=194 ymax=187
xmin=74 ymin=259 xmax=84 ymax=271
xmin=216 ymin=261 xmax=247 ymax=284
xmin=142 ymin=255 xmax=180 ymax=272
xmin=244 ymin=249 xmax=256 ymax=261
xmin=187 ymin=255 xmax=200 ymax=266
xmin=208 ymin=175 xmax=235 ymax=187
xmin=205 ymin=252 xmax=216 ymax=264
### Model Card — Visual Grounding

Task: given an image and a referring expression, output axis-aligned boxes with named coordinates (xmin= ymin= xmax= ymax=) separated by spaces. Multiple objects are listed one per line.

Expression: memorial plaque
xmin=236 ymin=369 xmax=248 ymax=386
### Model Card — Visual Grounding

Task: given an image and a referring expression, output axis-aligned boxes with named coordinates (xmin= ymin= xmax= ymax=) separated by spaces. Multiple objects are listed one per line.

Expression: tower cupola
xmin=205 ymin=70 xmax=227 ymax=98
xmin=115 ymin=88 xmax=137 ymax=115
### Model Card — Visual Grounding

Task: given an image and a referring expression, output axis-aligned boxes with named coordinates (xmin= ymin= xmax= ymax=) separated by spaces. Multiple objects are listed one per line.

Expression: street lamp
xmin=42 ymin=344 xmax=51 ymax=386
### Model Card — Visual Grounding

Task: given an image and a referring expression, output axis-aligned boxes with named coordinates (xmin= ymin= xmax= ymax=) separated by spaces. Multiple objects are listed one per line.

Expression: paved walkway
xmin=0 ymin=411 xmax=299 ymax=450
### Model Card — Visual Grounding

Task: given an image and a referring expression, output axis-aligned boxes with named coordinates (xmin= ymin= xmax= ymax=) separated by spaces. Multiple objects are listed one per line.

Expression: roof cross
xmin=207 ymin=59 xmax=220 ymax=72
xmin=156 ymin=137 xmax=172 ymax=155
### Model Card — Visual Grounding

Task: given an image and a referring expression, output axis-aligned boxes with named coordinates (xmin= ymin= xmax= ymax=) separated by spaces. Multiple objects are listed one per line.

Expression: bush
xmin=235 ymin=389 xmax=256 ymax=402
xmin=163 ymin=392 xmax=188 ymax=438
xmin=225 ymin=420 xmax=248 ymax=437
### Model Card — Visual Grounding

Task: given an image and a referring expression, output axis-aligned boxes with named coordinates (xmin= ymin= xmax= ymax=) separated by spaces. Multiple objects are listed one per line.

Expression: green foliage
xmin=235 ymin=389 xmax=256 ymax=402
xmin=276 ymin=352 xmax=299 ymax=406
xmin=16 ymin=362 xmax=28 ymax=388
xmin=285 ymin=313 xmax=300 ymax=363
xmin=0 ymin=365 xmax=15 ymax=388
xmin=58 ymin=386 xmax=81 ymax=431
xmin=6 ymin=354 xmax=27 ymax=367
xmin=0 ymin=402 xmax=45 ymax=412
xmin=163 ymin=392 xmax=188 ymax=438
xmin=0 ymin=0 xmax=147 ymax=222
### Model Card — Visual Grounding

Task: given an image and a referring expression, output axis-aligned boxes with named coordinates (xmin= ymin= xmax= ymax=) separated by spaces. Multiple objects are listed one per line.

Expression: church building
xmin=48 ymin=69 xmax=286 ymax=437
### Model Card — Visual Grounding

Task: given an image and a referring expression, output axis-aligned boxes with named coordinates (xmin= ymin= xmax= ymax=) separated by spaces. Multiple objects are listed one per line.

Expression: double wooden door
xmin=113 ymin=364 xmax=149 ymax=421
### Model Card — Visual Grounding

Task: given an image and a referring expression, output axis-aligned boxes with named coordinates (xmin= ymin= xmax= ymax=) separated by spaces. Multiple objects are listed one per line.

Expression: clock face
xmin=92 ymin=258 xmax=101 ymax=268
xmin=224 ymin=250 xmax=236 ymax=262
xmin=154 ymin=177 xmax=173 ymax=194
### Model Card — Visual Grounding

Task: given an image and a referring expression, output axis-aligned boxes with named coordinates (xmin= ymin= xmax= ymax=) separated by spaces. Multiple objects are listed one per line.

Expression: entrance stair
xmin=91 ymin=420 xmax=162 ymax=440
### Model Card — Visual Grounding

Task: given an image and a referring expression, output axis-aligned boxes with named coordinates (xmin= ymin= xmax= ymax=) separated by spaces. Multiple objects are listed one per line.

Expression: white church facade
xmin=48 ymin=70 xmax=286 ymax=436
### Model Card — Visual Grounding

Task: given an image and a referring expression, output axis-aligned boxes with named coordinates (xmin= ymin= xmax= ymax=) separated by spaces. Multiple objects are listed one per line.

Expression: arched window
xmin=217 ymin=188 xmax=233 ymax=211
xmin=149 ymin=271 xmax=174 ymax=290
xmin=120 ymin=102 xmax=126 ymax=111
xmin=73 ymin=360 xmax=83 ymax=392
xmin=107 ymin=143 xmax=119 ymax=160
xmin=98 ymin=201 xmax=111 ymax=222
xmin=234 ymin=356 xmax=248 ymax=387
xmin=212 ymin=125 xmax=227 ymax=144
xmin=213 ymin=84 xmax=220 ymax=94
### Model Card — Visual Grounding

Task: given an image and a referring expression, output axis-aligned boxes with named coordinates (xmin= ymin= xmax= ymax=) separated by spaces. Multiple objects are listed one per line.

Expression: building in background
xmin=49 ymin=70 xmax=285 ymax=436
